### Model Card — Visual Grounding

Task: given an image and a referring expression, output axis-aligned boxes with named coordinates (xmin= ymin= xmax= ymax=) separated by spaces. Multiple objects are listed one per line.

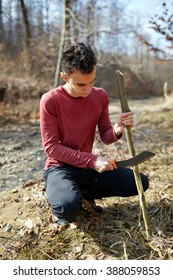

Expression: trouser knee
xmin=141 ymin=173 xmax=149 ymax=192
xmin=51 ymin=194 xmax=82 ymax=222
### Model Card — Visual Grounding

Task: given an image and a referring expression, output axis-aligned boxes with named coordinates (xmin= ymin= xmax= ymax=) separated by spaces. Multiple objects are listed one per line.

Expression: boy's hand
xmin=114 ymin=111 xmax=134 ymax=136
xmin=94 ymin=156 xmax=114 ymax=173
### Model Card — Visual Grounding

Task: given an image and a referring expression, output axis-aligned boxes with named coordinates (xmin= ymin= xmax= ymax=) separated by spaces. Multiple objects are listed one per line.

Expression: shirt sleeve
xmin=98 ymin=90 xmax=122 ymax=144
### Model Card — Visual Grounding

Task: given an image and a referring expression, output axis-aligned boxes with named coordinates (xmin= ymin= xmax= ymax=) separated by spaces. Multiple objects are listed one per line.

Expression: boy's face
xmin=61 ymin=67 xmax=96 ymax=98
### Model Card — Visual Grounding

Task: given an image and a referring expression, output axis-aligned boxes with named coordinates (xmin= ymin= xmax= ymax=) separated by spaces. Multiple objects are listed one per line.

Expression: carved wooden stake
xmin=116 ymin=70 xmax=152 ymax=239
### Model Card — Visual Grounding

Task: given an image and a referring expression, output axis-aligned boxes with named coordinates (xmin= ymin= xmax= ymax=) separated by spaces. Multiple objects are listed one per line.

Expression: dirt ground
xmin=0 ymin=96 xmax=173 ymax=260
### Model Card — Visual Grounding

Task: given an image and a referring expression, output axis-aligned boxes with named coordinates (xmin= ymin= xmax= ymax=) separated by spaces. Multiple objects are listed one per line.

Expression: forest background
xmin=0 ymin=0 xmax=173 ymax=108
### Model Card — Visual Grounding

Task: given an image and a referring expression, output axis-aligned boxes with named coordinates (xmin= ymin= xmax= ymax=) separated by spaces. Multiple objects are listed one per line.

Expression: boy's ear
xmin=60 ymin=72 xmax=68 ymax=82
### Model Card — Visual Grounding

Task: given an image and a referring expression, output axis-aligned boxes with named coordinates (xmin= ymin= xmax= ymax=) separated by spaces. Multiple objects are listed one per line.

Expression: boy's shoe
xmin=82 ymin=198 xmax=104 ymax=214
xmin=92 ymin=202 xmax=104 ymax=214
xmin=52 ymin=214 xmax=69 ymax=232
xmin=56 ymin=219 xmax=69 ymax=232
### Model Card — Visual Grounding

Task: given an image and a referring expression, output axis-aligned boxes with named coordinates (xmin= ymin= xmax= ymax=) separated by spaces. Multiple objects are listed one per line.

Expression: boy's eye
xmin=77 ymin=84 xmax=85 ymax=87
xmin=77 ymin=80 xmax=95 ymax=87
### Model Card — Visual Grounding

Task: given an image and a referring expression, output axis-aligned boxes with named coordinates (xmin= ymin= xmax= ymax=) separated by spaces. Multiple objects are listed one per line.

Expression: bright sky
xmin=125 ymin=0 xmax=164 ymax=30
xmin=125 ymin=0 xmax=163 ymax=15
xmin=124 ymin=0 xmax=172 ymax=46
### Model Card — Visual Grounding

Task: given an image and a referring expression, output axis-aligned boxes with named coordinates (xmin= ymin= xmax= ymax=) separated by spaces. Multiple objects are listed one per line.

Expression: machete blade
xmin=114 ymin=151 xmax=155 ymax=168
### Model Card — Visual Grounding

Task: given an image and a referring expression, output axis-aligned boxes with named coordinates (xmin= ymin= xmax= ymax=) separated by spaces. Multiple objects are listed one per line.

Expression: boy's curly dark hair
xmin=61 ymin=42 xmax=97 ymax=74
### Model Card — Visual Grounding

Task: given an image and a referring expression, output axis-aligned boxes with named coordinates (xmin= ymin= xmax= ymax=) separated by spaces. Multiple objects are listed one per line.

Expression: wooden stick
xmin=116 ymin=70 xmax=152 ymax=239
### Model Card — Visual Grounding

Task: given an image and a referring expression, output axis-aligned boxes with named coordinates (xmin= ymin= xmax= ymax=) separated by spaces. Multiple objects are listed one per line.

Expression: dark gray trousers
xmin=43 ymin=165 xmax=149 ymax=222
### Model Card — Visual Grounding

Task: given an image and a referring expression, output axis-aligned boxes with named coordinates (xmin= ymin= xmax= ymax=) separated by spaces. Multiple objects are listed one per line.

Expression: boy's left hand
xmin=114 ymin=111 xmax=134 ymax=136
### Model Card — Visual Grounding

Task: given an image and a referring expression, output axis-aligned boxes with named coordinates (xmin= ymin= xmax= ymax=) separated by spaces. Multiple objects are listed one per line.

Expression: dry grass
xmin=0 ymin=99 xmax=173 ymax=260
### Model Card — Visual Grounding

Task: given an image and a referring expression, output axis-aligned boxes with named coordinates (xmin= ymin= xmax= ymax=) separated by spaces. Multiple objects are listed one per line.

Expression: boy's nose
xmin=83 ymin=84 xmax=92 ymax=91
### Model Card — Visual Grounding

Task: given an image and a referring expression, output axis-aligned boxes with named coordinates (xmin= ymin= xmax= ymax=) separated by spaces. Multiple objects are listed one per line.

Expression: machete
xmin=110 ymin=151 xmax=155 ymax=168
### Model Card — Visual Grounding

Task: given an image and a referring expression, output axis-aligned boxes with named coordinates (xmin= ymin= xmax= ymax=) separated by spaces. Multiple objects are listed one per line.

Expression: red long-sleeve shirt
xmin=40 ymin=85 xmax=121 ymax=169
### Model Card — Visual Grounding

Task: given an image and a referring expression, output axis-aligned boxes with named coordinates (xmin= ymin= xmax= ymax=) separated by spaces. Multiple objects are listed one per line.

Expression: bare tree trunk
xmin=163 ymin=82 xmax=168 ymax=100
xmin=19 ymin=0 xmax=31 ymax=48
xmin=37 ymin=0 xmax=44 ymax=36
xmin=45 ymin=0 xmax=50 ymax=33
xmin=65 ymin=0 xmax=71 ymax=45
xmin=86 ymin=0 xmax=96 ymax=45
xmin=6 ymin=0 xmax=14 ymax=54
xmin=53 ymin=0 xmax=66 ymax=87
xmin=0 ymin=0 xmax=4 ymax=43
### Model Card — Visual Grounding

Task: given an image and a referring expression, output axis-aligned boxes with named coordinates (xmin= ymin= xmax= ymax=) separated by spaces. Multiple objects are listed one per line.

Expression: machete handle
xmin=110 ymin=160 xmax=117 ymax=169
